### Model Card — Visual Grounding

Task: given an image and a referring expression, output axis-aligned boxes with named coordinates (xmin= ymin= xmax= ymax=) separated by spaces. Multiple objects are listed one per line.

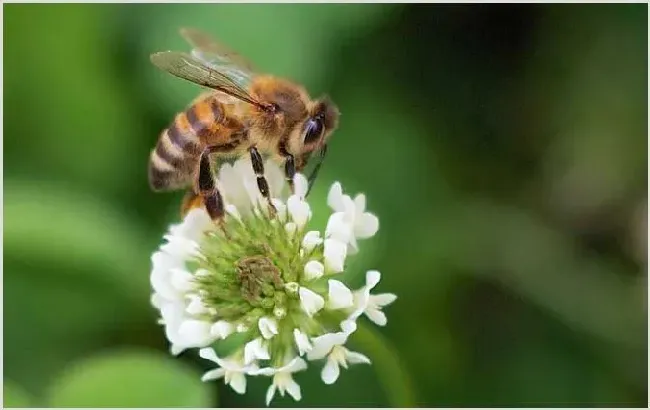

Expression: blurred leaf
xmin=524 ymin=5 xmax=647 ymax=220
xmin=4 ymin=179 xmax=152 ymax=300
xmin=441 ymin=199 xmax=646 ymax=350
xmin=47 ymin=349 xmax=213 ymax=407
xmin=3 ymin=180 xmax=156 ymax=393
xmin=3 ymin=381 xmax=36 ymax=408
xmin=3 ymin=4 xmax=146 ymax=198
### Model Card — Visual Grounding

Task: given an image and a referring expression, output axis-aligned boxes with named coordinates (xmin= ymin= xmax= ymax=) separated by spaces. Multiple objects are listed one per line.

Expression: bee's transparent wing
xmin=150 ymin=51 xmax=263 ymax=108
xmin=180 ymin=27 xmax=256 ymax=90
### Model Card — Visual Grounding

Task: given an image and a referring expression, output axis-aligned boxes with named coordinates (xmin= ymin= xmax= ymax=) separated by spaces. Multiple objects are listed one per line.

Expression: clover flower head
xmin=149 ymin=157 xmax=395 ymax=406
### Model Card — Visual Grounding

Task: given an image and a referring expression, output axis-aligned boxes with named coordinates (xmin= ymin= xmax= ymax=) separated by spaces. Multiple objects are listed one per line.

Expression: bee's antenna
xmin=306 ymin=144 xmax=328 ymax=197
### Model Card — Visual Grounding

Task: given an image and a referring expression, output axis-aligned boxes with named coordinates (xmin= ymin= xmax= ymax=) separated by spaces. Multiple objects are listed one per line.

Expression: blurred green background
xmin=3 ymin=3 xmax=648 ymax=407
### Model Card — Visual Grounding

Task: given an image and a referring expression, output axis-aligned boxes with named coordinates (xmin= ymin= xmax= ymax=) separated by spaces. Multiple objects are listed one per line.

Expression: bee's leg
xmin=283 ymin=153 xmax=296 ymax=194
xmin=196 ymin=147 xmax=227 ymax=231
xmin=306 ymin=144 xmax=328 ymax=197
xmin=249 ymin=146 xmax=277 ymax=217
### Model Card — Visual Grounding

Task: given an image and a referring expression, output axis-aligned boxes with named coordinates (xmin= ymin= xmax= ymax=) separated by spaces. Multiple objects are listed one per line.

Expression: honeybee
xmin=149 ymin=28 xmax=339 ymax=225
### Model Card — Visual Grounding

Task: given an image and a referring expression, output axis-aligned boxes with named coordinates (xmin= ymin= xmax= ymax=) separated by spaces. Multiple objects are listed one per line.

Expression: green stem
xmin=352 ymin=322 xmax=418 ymax=407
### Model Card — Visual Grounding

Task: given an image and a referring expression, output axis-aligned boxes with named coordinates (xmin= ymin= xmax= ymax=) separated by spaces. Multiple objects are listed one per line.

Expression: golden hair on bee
xmin=148 ymin=28 xmax=339 ymax=228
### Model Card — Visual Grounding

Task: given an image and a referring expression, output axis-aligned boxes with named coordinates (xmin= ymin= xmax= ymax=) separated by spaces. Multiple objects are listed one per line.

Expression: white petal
xmin=219 ymin=163 xmax=253 ymax=211
xmin=170 ymin=208 xmax=212 ymax=241
xmin=170 ymin=344 xmax=185 ymax=356
xmin=349 ymin=288 xmax=371 ymax=321
xmin=327 ymin=280 xmax=354 ymax=309
xmin=198 ymin=347 xmax=220 ymax=364
xmin=327 ymin=182 xmax=346 ymax=211
xmin=210 ymin=321 xmax=234 ymax=339
xmin=345 ymin=349 xmax=371 ymax=365
xmin=151 ymin=293 xmax=163 ymax=309
xmin=284 ymin=378 xmax=302 ymax=402
xmin=161 ymin=236 xmax=200 ymax=260
xmin=321 ymin=357 xmax=341 ymax=385
xmin=170 ymin=268 xmax=193 ymax=292
xmin=186 ymin=294 xmax=207 ymax=315
xmin=244 ymin=338 xmax=270 ymax=364
xmin=293 ymin=173 xmax=309 ymax=199
xmin=325 ymin=212 xmax=353 ymax=243
xmin=353 ymin=193 xmax=366 ymax=213
xmin=372 ymin=293 xmax=397 ymax=307
xmin=258 ymin=317 xmax=279 ymax=340
xmin=302 ymin=231 xmax=323 ymax=252
xmin=340 ymin=319 xmax=357 ymax=335
xmin=303 ymin=260 xmax=325 ymax=281
xmin=299 ymin=287 xmax=325 ymax=317
xmin=160 ymin=302 xmax=184 ymax=331
xmin=284 ymin=357 xmax=308 ymax=373
xmin=150 ymin=253 xmax=179 ymax=300
xmin=354 ymin=212 xmax=379 ymax=239
xmin=366 ymin=270 xmax=381 ymax=289
xmin=177 ymin=320 xmax=213 ymax=346
xmin=265 ymin=383 xmax=277 ymax=406
xmin=307 ymin=332 xmax=346 ymax=360
xmin=340 ymin=195 xmax=357 ymax=218
xmin=287 ymin=196 xmax=311 ymax=228
xmin=293 ymin=328 xmax=313 ymax=356
xmin=201 ymin=368 xmax=226 ymax=382
xmin=365 ymin=308 xmax=387 ymax=326
xmin=264 ymin=159 xmax=286 ymax=199
xmin=253 ymin=367 xmax=276 ymax=377
xmin=228 ymin=372 xmax=247 ymax=394
xmin=324 ymin=239 xmax=347 ymax=273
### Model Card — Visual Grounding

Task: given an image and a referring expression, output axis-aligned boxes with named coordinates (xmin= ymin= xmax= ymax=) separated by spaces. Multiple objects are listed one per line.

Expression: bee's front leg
xmin=283 ymin=153 xmax=296 ymax=194
xmin=249 ymin=146 xmax=278 ymax=218
xmin=305 ymin=144 xmax=327 ymax=197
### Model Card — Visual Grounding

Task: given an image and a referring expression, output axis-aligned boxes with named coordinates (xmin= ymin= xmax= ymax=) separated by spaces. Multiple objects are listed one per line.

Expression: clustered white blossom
xmin=150 ymin=157 xmax=396 ymax=406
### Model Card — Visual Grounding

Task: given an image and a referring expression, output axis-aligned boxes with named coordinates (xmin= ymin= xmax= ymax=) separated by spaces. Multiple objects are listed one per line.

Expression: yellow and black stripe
xmin=148 ymin=97 xmax=236 ymax=192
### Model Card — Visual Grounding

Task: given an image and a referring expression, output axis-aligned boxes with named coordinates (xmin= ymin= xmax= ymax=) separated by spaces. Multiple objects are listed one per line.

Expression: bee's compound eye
xmin=304 ymin=118 xmax=323 ymax=144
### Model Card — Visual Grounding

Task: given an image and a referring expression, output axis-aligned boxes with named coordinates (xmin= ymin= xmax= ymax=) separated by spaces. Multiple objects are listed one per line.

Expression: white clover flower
xmin=348 ymin=270 xmax=397 ymax=326
xmin=149 ymin=157 xmax=393 ymax=405
xmin=258 ymin=316 xmax=279 ymax=340
xmin=255 ymin=357 xmax=308 ymax=405
xmin=307 ymin=320 xmax=370 ymax=384
xmin=199 ymin=347 xmax=258 ymax=394
xmin=326 ymin=182 xmax=380 ymax=253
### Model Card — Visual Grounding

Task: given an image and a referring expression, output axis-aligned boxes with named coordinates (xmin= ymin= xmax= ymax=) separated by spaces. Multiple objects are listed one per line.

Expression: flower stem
xmin=352 ymin=322 xmax=418 ymax=407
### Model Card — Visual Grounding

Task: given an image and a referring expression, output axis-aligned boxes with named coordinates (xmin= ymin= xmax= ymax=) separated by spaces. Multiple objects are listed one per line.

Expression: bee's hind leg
xmin=249 ymin=146 xmax=278 ymax=218
xmin=195 ymin=147 xmax=228 ymax=233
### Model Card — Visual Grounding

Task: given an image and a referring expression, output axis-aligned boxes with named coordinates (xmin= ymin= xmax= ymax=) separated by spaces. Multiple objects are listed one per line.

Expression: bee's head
xmin=295 ymin=96 xmax=339 ymax=157
xmin=285 ymin=96 xmax=339 ymax=196
xmin=249 ymin=75 xmax=339 ymax=167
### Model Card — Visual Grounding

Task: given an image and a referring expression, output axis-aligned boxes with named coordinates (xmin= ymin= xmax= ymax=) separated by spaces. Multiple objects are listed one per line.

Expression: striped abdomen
xmin=148 ymin=95 xmax=238 ymax=192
